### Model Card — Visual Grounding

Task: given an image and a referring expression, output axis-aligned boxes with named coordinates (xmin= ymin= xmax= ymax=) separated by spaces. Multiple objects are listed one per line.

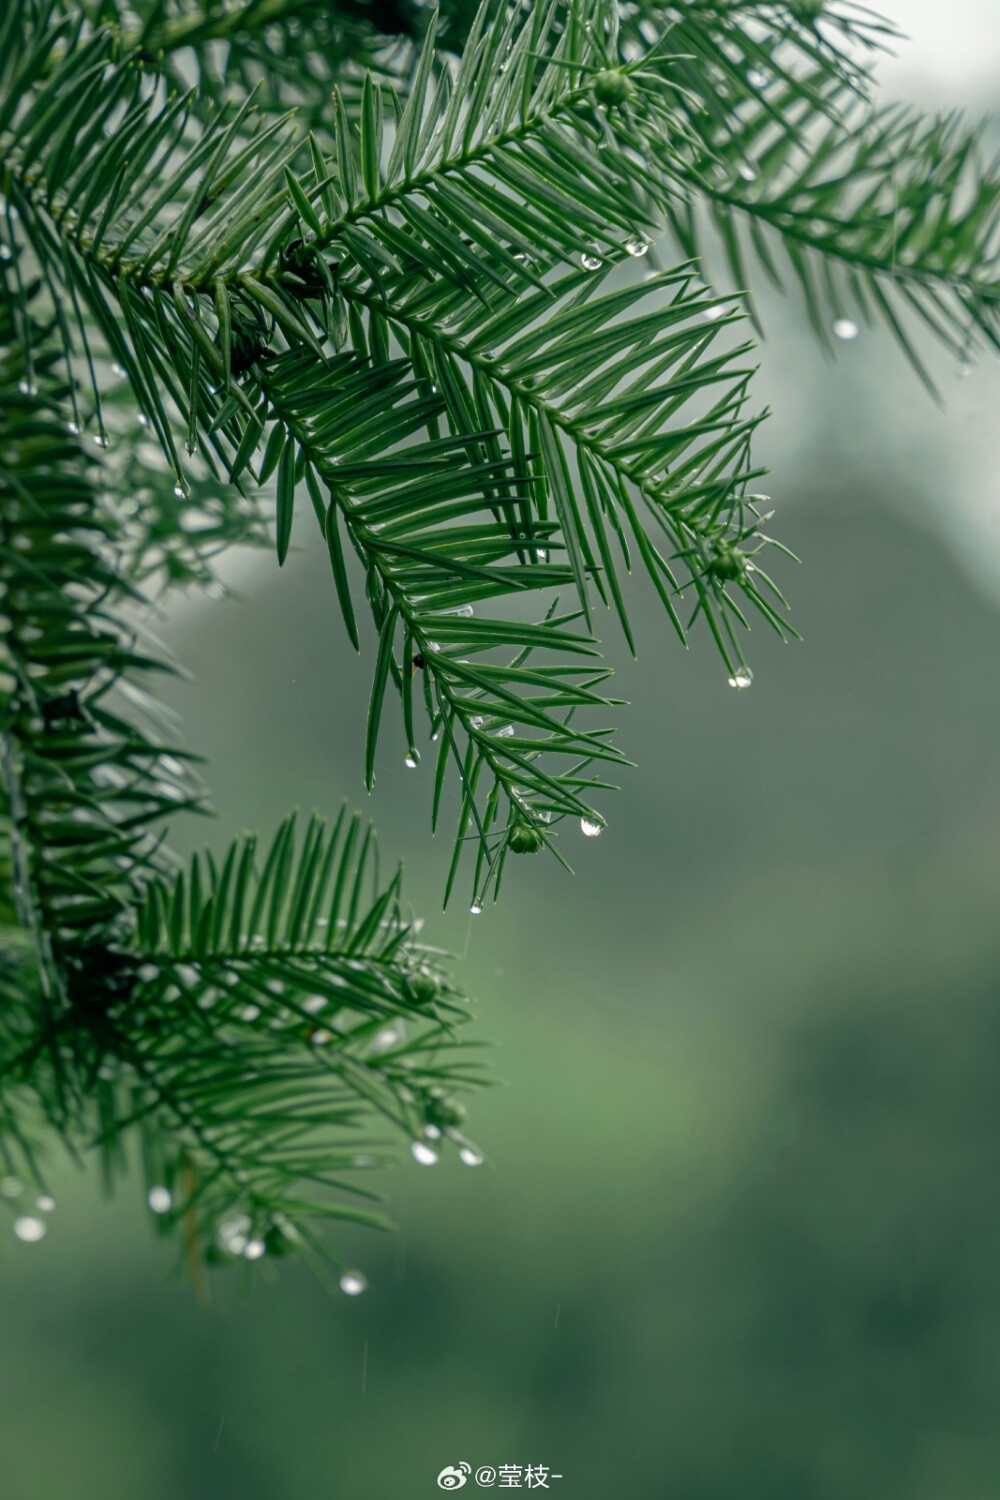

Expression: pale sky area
xmin=873 ymin=0 xmax=1000 ymax=99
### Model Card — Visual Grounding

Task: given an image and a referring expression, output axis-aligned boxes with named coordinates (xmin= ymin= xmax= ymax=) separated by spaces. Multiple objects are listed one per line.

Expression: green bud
xmin=509 ymin=822 xmax=544 ymax=854
xmin=592 ymin=69 xmax=635 ymax=108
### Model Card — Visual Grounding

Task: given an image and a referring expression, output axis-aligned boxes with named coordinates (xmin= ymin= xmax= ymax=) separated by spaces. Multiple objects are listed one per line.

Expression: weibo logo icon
xmin=437 ymin=1463 xmax=471 ymax=1489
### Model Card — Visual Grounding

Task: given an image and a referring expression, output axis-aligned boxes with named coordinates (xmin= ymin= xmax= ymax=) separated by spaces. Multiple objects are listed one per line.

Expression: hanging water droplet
xmin=727 ymin=664 xmax=753 ymax=690
xmin=580 ymin=817 xmax=602 ymax=837
xmin=404 ymin=750 xmax=419 ymax=769
xmin=14 ymin=1216 xmax=45 ymax=1242
xmin=0 ymin=243 xmax=11 ymax=261
xmin=625 ymin=235 xmax=650 ymax=257
xmin=411 ymin=1140 xmax=439 ymax=1166
xmin=173 ymin=481 xmax=187 ymax=498
xmin=340 ymin=1269 xmax=368 ymax=1295
xmin=310 ymin=1027 xmax=333 ymax=1045
xmin=580 ymin=253 xmax=603 ymax=271
xmin=535 ymin=547 xmax=549 ymax=563
xmin=737 ymin=162 xmax=757 ymax=182
xmin=148 ymin=1185 xmax=172 ymax=1214
xmin=35 ymin=1195 xmax=56 ymax=1212
xmin=459 ymin=1146 xmax=484 ymax=1167
xmin=302 ymin=995 xmax=327 ymax=1015
xmin=832 ymin=317 xmax=859 ymax=341
xmin=93 ymin=433 xmax=108 ymax=447
xmin=111 ymin=362 xmax=127 ymax=377
xmin=469 ymin=899 xmax=483 ymax=916
xmin=17 ymin=379 xmax=36 ymax=396
xmin=370 ymin=1024 xmax=402 ymax=1054
xmin=137 ymin=412 xmax=150 ymax=428
xmin=243 ymin=1237 xmax=266 ymax=1260
xmin=0 ymin=1176 xmax=23 ymax=1198
xmin=702 ymin=302 xmax=726 ymax=321
xmin=66 ymin=420 xmax=80 ymax=435
xmin=747 ymin=67 xmax=769 ymax=88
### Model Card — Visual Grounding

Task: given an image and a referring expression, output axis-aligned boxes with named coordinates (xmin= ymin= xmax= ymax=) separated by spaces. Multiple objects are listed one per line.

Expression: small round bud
xmin=425 ymin=1096 xmax=466 ymax=1129
xmin=509 ymin=822 xmax=544 ymax=854
xmin=409 ymin=974 xmax=440 ymax=1006
xmin=592 ymin=69 xmax=635 ymax=108
xmin=709 ymin=546 xmax=744 ymax=582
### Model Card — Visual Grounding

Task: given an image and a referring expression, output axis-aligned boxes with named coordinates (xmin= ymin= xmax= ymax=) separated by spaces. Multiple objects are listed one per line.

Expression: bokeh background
xmin=4 ymin=6 xmax=1000 ymax=1496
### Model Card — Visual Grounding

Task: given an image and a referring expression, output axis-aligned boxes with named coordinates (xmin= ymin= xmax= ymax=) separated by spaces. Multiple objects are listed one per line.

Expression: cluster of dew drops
xmin=2 ymin=1175 xmax=56 ymax=1242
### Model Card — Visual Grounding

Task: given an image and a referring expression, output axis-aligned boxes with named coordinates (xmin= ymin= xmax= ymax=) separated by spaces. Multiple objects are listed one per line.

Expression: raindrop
xmin=625 ymin=235 xmax=650 ymax=257
xmin=727 ymin=664 xmax=753 ymax=690
xmin=459 ymin=1146 xmax=484 ymax=1167
xmin=35 ymin=1195 xmax=56 ymax=1212
xmin=310 ymin=1027 xmax=333 ymax=1045
xmin=0 ymin=1176 xmax=23 ymax=1198
xmin=747 ymin=67 xmax=769 ymax=88
xmin=176 ymin=963 xmax=199 ymax=987
xmin=411 ymin=1140 xmax=439 ymax=1166
xmin=137 ymin=963 xmax=159 ymax=983
xmin=244 ymin=1238 xmax=266 ymax=1260
xmin=535 ymin=548 xmax=548 ymax=563
xmin=340 ymin=1270 xmax=368 ymax=1295
xmin=302 ymin=995 xmax=327 ymax=1015
xmin=580 ymin=818 xmax=602 ymax=837
xmin=239 ymin=1003 xmax=260 ymax=1022
xmin=0 ymin=244 xmax=11 ymax=261
xmin=703 ymin=302 xmax=726 ymax=321
xmin=405 ymin=751 xmax=419 ymax=769
xmin=13 ymin=1216 xmax=45 ymax=1243
xmin=737 ymin=162 xmax=757 ymax=182
xmin=832 ymin=317 xmax=859 ymax=341
xmin=580 ymin=253 xmax=602 ymax=271
xmin=17 ymin=380 xmax=36 ymax=396
xmin=469 ymin=899 xmax=483 ymax=916
xmin=66 ymin=421 xmax=80 ymax=435
xmin=93 ymin=433 xmax=108 ymax=448
xmin=148 ymin=1185 xmax=172 ymax=1213
xmin=112 ymin=362 xmax=127 ymax=377
xmin=137 ymin=413 xmax=150 ymax=428
xmin=173 ymin=482 xmax=187 ymax=498
xmin=423 ymin=1124 xmax=442 ymax=1140
xmin=370 ymin=1024 xmax=402 ymax=1053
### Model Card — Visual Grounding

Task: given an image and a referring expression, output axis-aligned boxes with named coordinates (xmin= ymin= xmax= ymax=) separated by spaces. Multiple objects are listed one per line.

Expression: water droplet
xmin=956 ymin=360 xmax=972 ymax=378
xmin=14 ymin=1216 xmax=45 ymax=1242
xmin=459 ymin=1146 xmax=484 ymax=1167
xmin=111 ymin=362 xmax=127 ymax=377
xmin=832 ymin=317 xmax=859 ymax=341
xmin=17 ymin=379 xmax=36 ymax=396
xmin=747 ymin=67 xmax=769 ymax=88
xmin=411 ymin=1140 xmax=439 ymax=1166
xmin=370 ymin=1024 xmax=402 ymax=1053
xmin=66 ymin=420 xmax=80 ymax=435
xmin=93 ymin=433 xmax=108 ymax=448
xmin=310 ymin=1027 xmax=333 ymax=1045
xmin=703 ymin=302 xmax=726 ymax=321
xmin=727 ymin=664 xmax=753 ymax=690
xmin=340 ymin=1270 xmax=368 ymax=1295
xmin=469 ymin=899 xmax=483 ymax=916
xmin=173 ymin=482 xmax=187 ymax=498
xmin=494 ymin=725 xmax=514 ymax=738
xmin=239 ymin=1003 xmax=260 ymax=1022
xmin=450 ymin=603 xmax=474 ymax=617
xmin=137 ymin=963 xmax=159 ymax=983
xmin=176 ymin=963 xmax=199 ymax=987
xmin=137 ymin=412 xmax=150 ymax=427
xmin=737 ymin=162 xmax=757 ymax=182
xmin=148 ymin=1185 xmax=172 ymax=1213
xmin=580 ymin=253 xmax=602 ymax=271
xmin=35 ymin=1195 xmax=56 ymax=1212
xmin=535 ymin=548 xmax=548 ymax=563
xmin=302 ymin=995 xmax=327 ymax=1014
xmin=244 ymin=1238 xmax=266 ymax=1260
xmin=404 ymin=751 xmax=419 ymax=769
xmin=423 ymin=1124 xmax=442 ymax=1140
xmin=625 ymin=235 xmax=649 ymax=257
xmin=470 ymin=716 xmax=485 ymax=730
xmin=580 ymin=818 xmax=602 ymax=837
xmin=0 ymin=243 xmax=11 ymax=261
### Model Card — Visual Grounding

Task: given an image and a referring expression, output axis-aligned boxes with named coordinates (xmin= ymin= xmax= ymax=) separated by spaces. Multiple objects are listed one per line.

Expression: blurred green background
xmin=6 ymin=16 xmax=1000 ymax=1500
